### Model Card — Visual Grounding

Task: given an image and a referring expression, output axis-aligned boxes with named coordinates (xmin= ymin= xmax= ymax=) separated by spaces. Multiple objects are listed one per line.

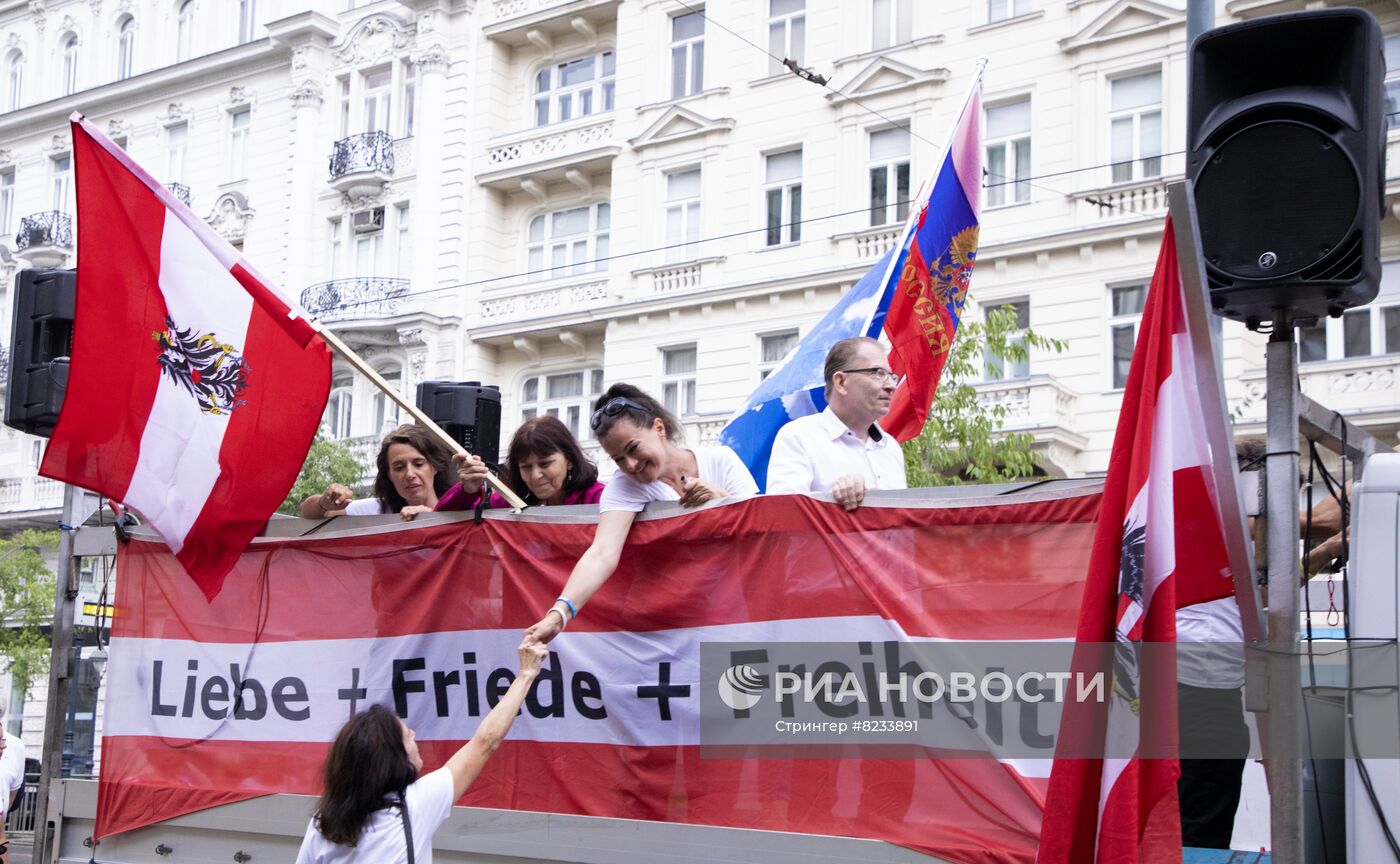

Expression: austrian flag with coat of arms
xmin=39 ymin=114 xmax=331 ymax=600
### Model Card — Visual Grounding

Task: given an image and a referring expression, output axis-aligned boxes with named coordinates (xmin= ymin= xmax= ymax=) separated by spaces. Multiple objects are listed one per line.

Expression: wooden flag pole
xmin=313 ymin=324 xmax=530 ymax=512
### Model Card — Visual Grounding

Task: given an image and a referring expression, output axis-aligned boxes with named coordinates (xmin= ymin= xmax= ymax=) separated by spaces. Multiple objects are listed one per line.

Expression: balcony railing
xmin=329 ymin=131 xmax=396 ymax=181
xmin=0 ymin=476 xmax=64 ymax=512
xmin=166 ymin=182 xmax=192 ymax=207
xmin=15 ymin=211 xmax=73 ymax=251
xmin=478 ymin=117 xmax=620 ymax=189
xmin=300 ymin=277 xmax=410 ymax=323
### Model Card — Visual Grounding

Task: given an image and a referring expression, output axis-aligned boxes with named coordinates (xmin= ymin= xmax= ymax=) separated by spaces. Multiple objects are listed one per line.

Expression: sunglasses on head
xmin=589 ymin=396 xmax=652 ymax=432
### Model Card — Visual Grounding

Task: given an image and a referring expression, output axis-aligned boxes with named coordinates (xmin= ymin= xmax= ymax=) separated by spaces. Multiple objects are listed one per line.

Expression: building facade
xmin=0 ymin=0 xmax=1398 ymax=762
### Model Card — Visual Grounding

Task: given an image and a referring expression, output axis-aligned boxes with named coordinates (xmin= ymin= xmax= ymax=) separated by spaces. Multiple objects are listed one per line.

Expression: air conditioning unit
xmin=352 ymin=207 xmax=384 ymax=235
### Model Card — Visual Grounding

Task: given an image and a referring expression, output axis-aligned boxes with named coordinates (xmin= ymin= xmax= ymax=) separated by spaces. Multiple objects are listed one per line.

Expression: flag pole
xmin=312 ymin=324 xmax=531 ymax=512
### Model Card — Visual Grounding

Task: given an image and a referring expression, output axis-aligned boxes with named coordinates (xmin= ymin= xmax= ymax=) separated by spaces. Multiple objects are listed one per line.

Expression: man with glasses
xmin=767 ymin=336 xmax=907 ymax=510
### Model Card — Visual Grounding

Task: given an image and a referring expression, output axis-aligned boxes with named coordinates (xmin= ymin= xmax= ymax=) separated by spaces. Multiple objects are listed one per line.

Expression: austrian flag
xmin=40 ymin=114 xmax=331 ymax=600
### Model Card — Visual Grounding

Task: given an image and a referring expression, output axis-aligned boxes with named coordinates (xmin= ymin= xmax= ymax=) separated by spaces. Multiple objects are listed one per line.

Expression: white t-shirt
xmin=766 ymin=408 xmax=907 ymax=495
xmin=0 ymin=732 xmax=25 ymax=815
xmin=344 ymin=498 xmax=388 ymax=516
xmin=599 ymin=445 xmax=758 ymax=513
xmin=296 ymin=767 xmax=455 ymax=864
xmin=1176 ymin=597 xmax=1246 ymax=689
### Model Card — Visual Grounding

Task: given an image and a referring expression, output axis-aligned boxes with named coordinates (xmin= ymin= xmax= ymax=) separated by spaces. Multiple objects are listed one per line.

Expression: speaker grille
xmin=1195 ymin=120 xmax=1360 ymax=281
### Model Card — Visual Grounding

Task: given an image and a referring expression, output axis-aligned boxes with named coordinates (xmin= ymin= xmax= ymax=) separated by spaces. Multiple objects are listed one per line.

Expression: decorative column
xmin=410 ymin=44 xmax=449 ymax=303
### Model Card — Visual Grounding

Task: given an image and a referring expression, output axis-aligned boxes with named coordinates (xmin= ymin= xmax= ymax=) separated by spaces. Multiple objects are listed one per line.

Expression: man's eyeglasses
xmin=590 ymin=396 xmax=651 ymax=432
xmin=841 ymin=367 xmax=897 ymax=384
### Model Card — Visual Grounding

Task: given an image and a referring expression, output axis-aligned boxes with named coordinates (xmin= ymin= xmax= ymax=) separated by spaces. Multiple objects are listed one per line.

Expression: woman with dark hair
xmin=523 ymin=383 xmax=757 ymax=645
xmin=435 ymin=415 xmax=605 ymax=510
xmin=299 ymin=424 xmax=487 ymax=521
xmin=295 ymin=642 xmax=546 ymax=863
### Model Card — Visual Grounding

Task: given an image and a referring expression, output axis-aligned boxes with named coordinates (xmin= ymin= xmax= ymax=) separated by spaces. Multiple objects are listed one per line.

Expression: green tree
xmin=279 ymin=433 xmax=369 ymax=515
xmin=903 ymin=304 xmax=1067 ymax=486
xmin=0 ymin=530 xmax=58 ymax=699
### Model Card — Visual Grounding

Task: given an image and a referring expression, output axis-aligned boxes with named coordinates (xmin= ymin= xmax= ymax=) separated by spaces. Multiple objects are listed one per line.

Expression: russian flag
xmin=719 ymin=72 xmax=983 ymax=489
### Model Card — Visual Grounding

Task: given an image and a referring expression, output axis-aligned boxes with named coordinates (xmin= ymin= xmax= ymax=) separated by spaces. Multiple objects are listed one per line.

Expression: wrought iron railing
xmin=166 ymin=181 xmax=192 ymax=206
xmin=15 ymin=211 xmax=73 ymax=251
xmin=300 ymin=277 xmax=410 ymax=322
xmin=329 ymin=131 xmax=396 ymax=180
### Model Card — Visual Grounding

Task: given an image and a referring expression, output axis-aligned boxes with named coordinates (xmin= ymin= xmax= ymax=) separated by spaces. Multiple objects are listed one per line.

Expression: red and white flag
xmin=40 ymin=114 xmax=331 ymax=600
xmin=1036 ymin=218 xmax=1235 ymax=863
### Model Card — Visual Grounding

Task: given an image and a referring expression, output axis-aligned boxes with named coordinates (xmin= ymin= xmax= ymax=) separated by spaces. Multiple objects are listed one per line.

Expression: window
xmin=1109 ymin=283 xmax=1147 ymax=389
xmin=1386 ymin=35 xmax=1400 ymax=131
xmin=4 ymin=52 xmax=21 ymax=111
xmin=665 ymin=168 xmax=702 ymax=262
xmin=1387 ymin=307 xmax=1400 ymax=354
xmin=238 ymin=0 xmax=256 ymax=44
xmin=1343 ymin=309 xmax=1371 ymax=357
xmin=764 ymin=149 xmax=802 ymax=246
xmin=1297 ymin=319 xmax=1327 ymax=363
xmin=61 ymin=34 xmax=79 ymax=96
xmin=372 ymin=365 xmax=402 ymax=434
xmin=326 ymin=379 xmax=353 ymax=439
xmin=356 ymin=217 xmax=383 ymax=276
xmin=30 ymin=439 xmax=44 ymax=469
xmin=768 ymin=0 xmax=805 ymax=76
xmin=395 ymin=204 xmax=411 ymax=278
xmin=363 ymin=68 xmax=392 ymax=134
xmin=759 ymin=330 xmax=798 ymax=380
xmin=0 ymin=169 xmax=14 ymax=236
xmin=166 ymin=122 xmax=188 ymax=183
xmin=328 ymin=217 xmax=343 ymax=279
xmin=51 ymin=155 xmax=72 ymax=212
xmin=228 ymin=107 xmax=250 ymax=181
xmin=534 ymin=51 xmax=615 ymax=127
xmin=520 ymin=369 xmax=604 ymax=440
xmin=1298 ymin=305 xmax=1400 ymax=361
xmin=401 ymin=62 xmax=416 ymax=137
xmin=338 ymin=78 xmax=351 ymax=137
xmin=116 ymin=17 xmax=136 ymax=80
xmin=661 ymin=346 xmax=697 ymax=416
xmin=983 ymin=299 xmax=1030 ymax=381
xmin=868 ymin=126 xmax=911 ymax=226
xmin=872 ymin=0 xmax=912 ymax=50
xmin=988 ymin=0 xmax=1031 ymax=23
xmin=526 ymin=203 xmax=610 ymax=280
xmin=176 ymin=0 xmax=196 ymax=62
xmin=1109 ymin=71 xmax=1162 ymax=183
xmin=671 ymin=12 xmax=705 ymax=99
xmin=985 ymin=98 xmax=1030 ymax=207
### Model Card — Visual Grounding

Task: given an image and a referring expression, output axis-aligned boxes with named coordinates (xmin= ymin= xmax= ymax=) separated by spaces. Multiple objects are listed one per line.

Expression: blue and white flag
xmin=717 ymin=248 xmax=896 ymax=491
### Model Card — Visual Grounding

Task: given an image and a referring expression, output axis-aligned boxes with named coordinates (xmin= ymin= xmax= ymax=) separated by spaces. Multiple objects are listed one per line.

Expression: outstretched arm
xmin=524 ymin=509 xmax=636 ymax=644
xmin=444 ymin=642 xmax=546 ymax=801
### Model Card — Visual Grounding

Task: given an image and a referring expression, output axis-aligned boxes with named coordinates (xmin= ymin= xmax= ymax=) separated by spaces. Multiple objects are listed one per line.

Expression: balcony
xmin=483 ymin=0 xmax=621 ymax=45
xmin=631 ymin=256 xmax=724 ymax=295
xmin=0 ymin=476 xmax=64 ymax=513
xmin=830 ymin=224 xmax=903 ymax=264
xmin=1236 ymin=354 xmax=1400 ymax=439
xmin=475 ymin=272 xmax=615 ymax=331
xmin=328 ymin=132 xmax=396 ymax=198
xmin=477 ymin=117 xmax=620 ymax=191
xmin=15 ymin=211 xmax=73 ymax=268
xmin=166 ymin=182 xmax=192 ymax=207
xmin=974 ymin=374 xmax=1087 ymax=476
xmin=301 ymin=277 xmax=410 ymax=324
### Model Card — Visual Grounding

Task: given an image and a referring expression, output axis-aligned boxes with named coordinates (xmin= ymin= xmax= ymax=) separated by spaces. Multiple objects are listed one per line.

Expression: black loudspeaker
xmin=415 ymin=380 xmax=502 ymax=467
xmin=1188 ymin=8 xmax=1384 ymax=328
xmin=5 ymin=268 xmax=75 ymax=437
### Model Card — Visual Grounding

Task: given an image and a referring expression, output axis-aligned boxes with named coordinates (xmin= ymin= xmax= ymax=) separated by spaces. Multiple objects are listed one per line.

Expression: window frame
xmin=519 ymin=368 xmax=605 ymax=442
xmin=371 ymin=364 xmax=403 ymax=435
xmin=166 ymin=121 xmax=188 ymax=184
xmin=867 ymin=125 xmax=912 ymax=227
xmin=5 ymin=51 xmax=23 ymax=112
xmin=326 ymin=381 xmax=354 ymax=440
xmin=1298 ymin=303 xmax=1400 ymax=362
xmin=227 ymin=106 xmax=251 ymax=182
xmin=767 ymin=0 xmax=805 ymax=77
xmin=987 ymin=0 xmax=1032 ymax=24
xmin=758 ymin=329 xmax=799 ymax=381
xmin=525 ymin=202 xmax=611 ymax=282
xmin=670 ymin=11 xmax=705 ymax=100
xmin=533 ymin=50 xmax=616 ymax=128
xmin=176 ymin=0 xmax=196 ymax=62
xmin=871 ymin=0 xmax=912 ymax=50
xmin=50 ymin=153 xmax=73 ymax=213
xmin=660 ymin=344 xmax=698 ymax=417
xmin=1107 ymin=69 xmax=1163 ymax=185
xmin=665 ymin=167 xmax=703 ymax=263
xmin=763 ymin=149 xmax=803 ymax=247
xmin=982 ymin=298 xmax=1031 ymax=382
xmin=0 ymin=167 xmax=15 ymax=237
xmin=60 ymin=33 xmax=79 ymax=96
xmin=116 ymin=16 xmax=136 ymax=80
xmin=984 ymin=97 xmax=1032 ymax=208
xmin=1107 ymin=281 xmax=1148 ymax=390
xmin=238 ymin=0 xmax=257 ymax=44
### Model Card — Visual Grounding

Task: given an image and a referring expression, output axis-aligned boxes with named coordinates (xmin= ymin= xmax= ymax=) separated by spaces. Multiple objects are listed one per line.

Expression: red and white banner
xmin=1036 ymin=219 xmax=1235 ymax=864
xmin=41 ymin=115 xmax=331 ymax=600
xmin=99 ymin=491 xmax=1101 ymax=864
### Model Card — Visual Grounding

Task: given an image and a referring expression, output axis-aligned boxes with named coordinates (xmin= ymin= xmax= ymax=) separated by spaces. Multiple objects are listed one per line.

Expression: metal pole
xmin=1187 ymin=0 xmax=1214 ymax=43
xmin=32 ymin=484 xmax=83 ymax=864
xmin=1265 ymin=324 xmax=1305 ymax=864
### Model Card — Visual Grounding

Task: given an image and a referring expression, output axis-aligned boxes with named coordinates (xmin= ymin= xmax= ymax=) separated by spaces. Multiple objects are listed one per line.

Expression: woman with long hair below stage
xmin=522 ymin=383 xmax=757 ymax=645
xmin=295 ymin=642 xmax=546 ymax=863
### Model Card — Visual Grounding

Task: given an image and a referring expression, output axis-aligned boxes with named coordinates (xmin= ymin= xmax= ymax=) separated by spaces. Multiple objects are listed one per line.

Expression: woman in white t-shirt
xmin=523 ymin=384 xmax=758 ymax=645
xmin=296 ymin=642 xmax=546 ymax=864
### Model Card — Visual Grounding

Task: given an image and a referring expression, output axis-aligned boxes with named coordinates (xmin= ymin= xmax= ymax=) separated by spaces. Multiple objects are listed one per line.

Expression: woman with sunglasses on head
xmin=522 ymin=383 xmax=758 ymax=645
xmin=434 ymin=415 xmax=606 ymax=510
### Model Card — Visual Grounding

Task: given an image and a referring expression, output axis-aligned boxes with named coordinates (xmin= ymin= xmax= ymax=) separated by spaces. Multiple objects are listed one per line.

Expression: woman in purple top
xmin=436 ymin=415 xmax=605 ymax=511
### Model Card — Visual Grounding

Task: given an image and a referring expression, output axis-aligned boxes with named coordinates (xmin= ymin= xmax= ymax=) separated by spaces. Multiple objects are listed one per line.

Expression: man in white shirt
xmin=0 ymin=708 xmax=24 ymax=818
xmin=767 ymin=337 xmax=907 ymax=510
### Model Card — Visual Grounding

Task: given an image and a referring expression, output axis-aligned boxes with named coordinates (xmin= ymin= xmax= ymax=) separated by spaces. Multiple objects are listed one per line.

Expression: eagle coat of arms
xmin=152 ymin=316 xmax=251 ymax=415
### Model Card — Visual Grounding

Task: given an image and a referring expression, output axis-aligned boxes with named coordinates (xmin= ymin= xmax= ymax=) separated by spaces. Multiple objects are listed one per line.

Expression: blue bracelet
xmin=556 ymin=595 xmax=578 ymax=619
